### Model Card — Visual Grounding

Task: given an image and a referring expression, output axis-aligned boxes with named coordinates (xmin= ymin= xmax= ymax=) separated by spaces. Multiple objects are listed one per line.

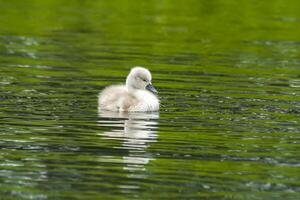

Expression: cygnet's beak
xmin=146 ymin=83 xmax=158 ymax=94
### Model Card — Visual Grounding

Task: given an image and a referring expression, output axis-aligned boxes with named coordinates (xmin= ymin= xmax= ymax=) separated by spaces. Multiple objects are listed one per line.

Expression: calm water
xmin=1 ymin=0 xmax=300 ymax=199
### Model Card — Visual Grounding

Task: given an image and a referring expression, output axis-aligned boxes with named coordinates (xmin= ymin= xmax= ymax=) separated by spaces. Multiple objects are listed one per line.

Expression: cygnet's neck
xmin=126 ymin=85 xmax=137 ymax=93
xmin=126 ymin=75 xmax=138 ymax=93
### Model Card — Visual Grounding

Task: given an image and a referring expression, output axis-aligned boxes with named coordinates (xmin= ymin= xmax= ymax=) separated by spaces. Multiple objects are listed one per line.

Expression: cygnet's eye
xmin=142 ymin=78 xmax=147 ymax=82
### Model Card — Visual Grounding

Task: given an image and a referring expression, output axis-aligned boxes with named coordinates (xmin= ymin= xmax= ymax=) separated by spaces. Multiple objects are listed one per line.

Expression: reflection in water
xmin=97 ymin=109 xmax=159 ymax=174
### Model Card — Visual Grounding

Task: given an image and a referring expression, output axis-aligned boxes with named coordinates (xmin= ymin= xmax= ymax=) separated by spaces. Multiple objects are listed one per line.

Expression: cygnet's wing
xmin=98 ymin=85 xmax=128 ymax=111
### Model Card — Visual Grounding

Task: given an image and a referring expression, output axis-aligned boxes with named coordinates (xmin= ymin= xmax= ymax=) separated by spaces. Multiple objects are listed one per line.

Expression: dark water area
xmin=1 ymin=0 xmax=300 ymax=199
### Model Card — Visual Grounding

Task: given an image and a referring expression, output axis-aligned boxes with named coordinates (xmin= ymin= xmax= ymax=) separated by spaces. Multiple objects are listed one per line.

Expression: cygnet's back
xmin=98 ymin=67 xmax=159 ymax=112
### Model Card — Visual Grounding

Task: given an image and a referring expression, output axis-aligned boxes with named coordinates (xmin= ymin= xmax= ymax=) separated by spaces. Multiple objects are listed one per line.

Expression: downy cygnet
xmin=98 ymin=67 xmax=159 ymax=112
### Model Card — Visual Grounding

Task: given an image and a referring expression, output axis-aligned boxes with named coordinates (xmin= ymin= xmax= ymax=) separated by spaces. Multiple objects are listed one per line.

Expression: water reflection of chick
xmin=97 ymin=110 xmax=159 ymax=173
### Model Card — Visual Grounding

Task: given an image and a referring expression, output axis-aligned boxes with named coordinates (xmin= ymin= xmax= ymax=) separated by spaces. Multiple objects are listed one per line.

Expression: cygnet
xmin=98 ymin=67 xmax=159 ymax=112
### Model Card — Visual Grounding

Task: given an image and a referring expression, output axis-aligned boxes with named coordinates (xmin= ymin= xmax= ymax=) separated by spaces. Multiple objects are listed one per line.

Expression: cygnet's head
xmin=126 ymin=66 xmax=157 ymax=94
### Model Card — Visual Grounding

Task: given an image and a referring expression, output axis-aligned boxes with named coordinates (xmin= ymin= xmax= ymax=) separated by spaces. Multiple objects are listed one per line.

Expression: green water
xmin=1 ymin=0 xmax=300 ymax=199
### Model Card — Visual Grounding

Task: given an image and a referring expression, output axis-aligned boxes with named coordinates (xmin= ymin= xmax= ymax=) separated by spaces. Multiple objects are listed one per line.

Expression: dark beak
xmin=146 ymin=84 xmax=158 ymax=94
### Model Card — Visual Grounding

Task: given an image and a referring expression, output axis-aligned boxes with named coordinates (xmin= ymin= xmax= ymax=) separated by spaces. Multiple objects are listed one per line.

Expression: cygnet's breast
xmin=132 ymin=90 xmax=159 ymax=112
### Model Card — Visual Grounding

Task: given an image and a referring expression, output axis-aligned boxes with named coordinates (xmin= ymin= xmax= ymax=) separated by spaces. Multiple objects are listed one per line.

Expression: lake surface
xmin=1 ymin=0 xmax=300 ymax=199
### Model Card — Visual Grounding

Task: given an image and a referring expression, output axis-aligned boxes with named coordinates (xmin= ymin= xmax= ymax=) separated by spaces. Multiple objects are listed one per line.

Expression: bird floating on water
xmin=98 ymin=66 xmax=159 ymax=112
